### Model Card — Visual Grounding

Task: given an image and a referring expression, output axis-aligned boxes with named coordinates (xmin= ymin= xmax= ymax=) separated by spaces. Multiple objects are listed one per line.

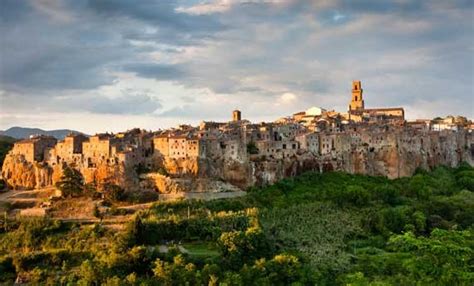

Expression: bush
xmin=0 ymin=256 xmax=15 ymax=282
xmin=102 ymin=183 xmax=126 ymax=202
xmin=247 ymin=142 xmax=259 ymax=155
xmin=346 ymin=185 xmax=371 ymax=206
xmin=0 ymin=219 xmax=64 ymax=251
xmin=376 ymin=184 xmax=400 ymax=205
xmin=456 ymin=170 xmax=474 ymax=191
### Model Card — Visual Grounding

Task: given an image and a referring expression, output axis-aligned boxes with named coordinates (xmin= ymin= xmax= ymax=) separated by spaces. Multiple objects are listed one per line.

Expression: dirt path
xmin=0 ymin=188 xmax=57 ymax=202
xmin=0 ymin=189 xmax=13 ymax=202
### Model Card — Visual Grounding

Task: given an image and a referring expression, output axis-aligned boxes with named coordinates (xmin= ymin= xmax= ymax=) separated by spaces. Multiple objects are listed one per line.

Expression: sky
xmin=0 ymin=0 xmax=473 ymax=134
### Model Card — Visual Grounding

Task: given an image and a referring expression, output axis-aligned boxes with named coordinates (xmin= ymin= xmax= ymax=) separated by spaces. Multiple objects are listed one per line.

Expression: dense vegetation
xmin=0 ymin=135 xmax=16 ymax=189
xmin=0 ymin=163 xmax=473 ymax=285
xmin=0 ymin=135 xmax=15 ymax=168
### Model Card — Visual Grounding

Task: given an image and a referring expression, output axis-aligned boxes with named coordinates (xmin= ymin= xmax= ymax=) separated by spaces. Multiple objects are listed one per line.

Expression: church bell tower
xmin=349 ymin=80 xmax=364 ymax=111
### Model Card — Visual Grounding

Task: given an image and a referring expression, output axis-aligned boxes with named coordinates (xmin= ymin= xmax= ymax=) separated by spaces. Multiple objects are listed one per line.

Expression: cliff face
xmin=182 ymin=130 xmax=474 ymax=187
xmin=80 ymin=163 xmax=137 ymax=191
xmin=140 ymin=173 xmax=241 ymax=194
xmin=1 ymin=155 xmax=138 ymax=191
xmin=2 ymin=130 xmax=473 ymax=191
xmin=1 ymin=154 xmax=54 ymax=189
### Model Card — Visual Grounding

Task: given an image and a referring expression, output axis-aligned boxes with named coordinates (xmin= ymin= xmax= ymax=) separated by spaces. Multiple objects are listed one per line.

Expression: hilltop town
xmin=2 ymin=81 xmax=473 ymax=195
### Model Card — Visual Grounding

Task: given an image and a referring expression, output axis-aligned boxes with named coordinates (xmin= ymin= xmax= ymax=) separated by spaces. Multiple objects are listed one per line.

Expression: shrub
xmin=346 ymin=185 xmax=371 ymax=206
xmin=102 ymin=183 xmax=125 ymax=202
xmin=0 ymin=256 xmax=15 ymax=282
xmin=247 ymin=142 xmax=259 ymax=154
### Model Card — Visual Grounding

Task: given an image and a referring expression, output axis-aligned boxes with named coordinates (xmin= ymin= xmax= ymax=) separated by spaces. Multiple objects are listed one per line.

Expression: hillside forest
xmin=0 ymin=163 xmax=473 ymax=285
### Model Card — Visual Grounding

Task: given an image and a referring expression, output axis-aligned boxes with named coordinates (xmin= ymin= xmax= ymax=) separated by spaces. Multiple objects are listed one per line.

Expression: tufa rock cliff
xmin=2 ymin=129 xmax=473 ymax=191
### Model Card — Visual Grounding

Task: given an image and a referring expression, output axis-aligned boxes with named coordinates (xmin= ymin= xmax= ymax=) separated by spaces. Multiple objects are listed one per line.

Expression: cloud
xmin=30 ymin=0 xmax=76 ymax=23
xmin=176 ymin=0 xmax=234 ymax=15
xmin=175 ymin=0 xmax=291 ymax=15
xmin=123 ymin=63 xmax=187 ymax=80
xmin=0 ymin=0 xmax=472 ymax=133
xmin=0 ymin=88 xmax=162 ymax=115
xmin=278 ymin=92 xmax=297 ymax=104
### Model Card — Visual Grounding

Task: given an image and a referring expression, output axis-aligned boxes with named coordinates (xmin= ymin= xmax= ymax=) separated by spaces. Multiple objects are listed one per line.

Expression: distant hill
xmin=0 ymin=127 xmax=87 ymax=140
xmin=0 ymin=135 xmax=17 ymax=144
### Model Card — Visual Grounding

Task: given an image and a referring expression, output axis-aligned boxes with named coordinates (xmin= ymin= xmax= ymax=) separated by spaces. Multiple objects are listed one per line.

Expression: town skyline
xmin=1 ymin=79 xmax=471 ymax=136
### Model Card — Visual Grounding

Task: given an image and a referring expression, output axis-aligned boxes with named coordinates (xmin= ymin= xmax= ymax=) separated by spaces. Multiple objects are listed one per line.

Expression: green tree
xmin=78 ymin=259 xmax=99 ymax=285
xmin=346 ymin=185 xmax=371 ymax=206
xmin=247 ymin=142 xmax=259 ymax=154
xmin=153 ymin=255 xmax=197 ymax=286
xmin=55 ymin=165 xmax=84 ymax=197
xmin=218 ymin=226 xmax=271 ymax=269
xmin=388 ymin=229 xmax=474 ymax=285
xmin=124 ymin=214 xmax=146 ymax=246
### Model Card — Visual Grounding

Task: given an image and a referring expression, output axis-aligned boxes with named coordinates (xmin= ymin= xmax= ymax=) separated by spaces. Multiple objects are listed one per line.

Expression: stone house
xmin=11 ymin=135 xmax=57 ymax=163
xmin=296 ymin=132 xmax=320 ymax=154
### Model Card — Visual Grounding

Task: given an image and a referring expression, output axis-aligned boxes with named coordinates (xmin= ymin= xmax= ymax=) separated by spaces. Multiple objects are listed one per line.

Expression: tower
xmin=349 ymin=80 xmax=364 ymax=111
xmin=232 ymin=110 xmax=241 ymax=122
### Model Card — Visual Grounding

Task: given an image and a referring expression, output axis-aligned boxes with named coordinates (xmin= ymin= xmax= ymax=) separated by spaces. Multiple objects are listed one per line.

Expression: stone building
xmin=232 ymin=110 xmax=242 ymax=122
xmin=10 ymin=135 xmax=57 ymax=163
xmin=82 ymin=134 xmax=116 ymax=166
xmin=153 ymin=135 xmax=170 ymax=157
xmin=153 ymin=134 xmax=204 ymax=159
xmin=46 ymin=134 xmax=87 ymax=165
xmin=349 ymin=80 xmax=365 ymax=111
xmin=295 ymin=132 xmax=320 ymax=154
xmin=348 ymin=80 xmax=405 ymax=122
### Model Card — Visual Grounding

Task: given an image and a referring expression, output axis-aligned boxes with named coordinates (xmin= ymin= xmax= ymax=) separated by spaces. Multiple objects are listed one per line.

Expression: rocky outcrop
xmin=163 ymin=157 xmax=199 ymax=176
xmin=81 ymin=162 xmax=137 ymax=191
xmin=140 ymin=173 xmax=241 ymax=193
xmin=1 ymin=154 xmax=53 ymax=189
xmin=1 ymin=154 xmax=138 ymax=191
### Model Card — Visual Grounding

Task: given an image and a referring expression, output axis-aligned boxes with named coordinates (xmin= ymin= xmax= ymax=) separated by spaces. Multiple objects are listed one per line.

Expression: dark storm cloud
xmin=0 ymin=0 xmax=473 ymax=121
xmin=0 ymin=0 xmax=223 ymax=92
xmin=0 ymin=1 xmax=125 ymax=91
